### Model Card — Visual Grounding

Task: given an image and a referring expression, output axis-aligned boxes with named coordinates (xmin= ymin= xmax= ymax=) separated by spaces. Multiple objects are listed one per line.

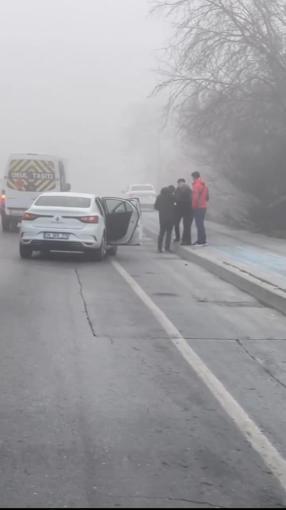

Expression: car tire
xmin=20 ymin=244 xmax=33 ymax=259
xmin=92 ymin=234 xmax=107 ymax=262
xmin=107 ymin=246 xmax=118 ymax=256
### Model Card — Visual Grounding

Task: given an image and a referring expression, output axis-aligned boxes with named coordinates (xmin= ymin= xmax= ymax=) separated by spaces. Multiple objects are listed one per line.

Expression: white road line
xmin=112 ymin=259 xmax=286 ymax=495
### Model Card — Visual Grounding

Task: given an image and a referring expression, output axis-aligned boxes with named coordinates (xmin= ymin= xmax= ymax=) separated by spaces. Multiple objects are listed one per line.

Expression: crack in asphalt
xmin=75 ymin=268 xmax=97 ymax=337
xmin=235 ymin=338 xmax=286 ymax=391
xmin=183 ymin=337 xmax=286 ymax=342
xmin=93 ymin=492 xmax=223 ymax=508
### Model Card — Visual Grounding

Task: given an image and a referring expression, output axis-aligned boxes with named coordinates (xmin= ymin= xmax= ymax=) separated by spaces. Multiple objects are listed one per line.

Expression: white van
xmin=1 ymin=153 xmax=70 ymax=231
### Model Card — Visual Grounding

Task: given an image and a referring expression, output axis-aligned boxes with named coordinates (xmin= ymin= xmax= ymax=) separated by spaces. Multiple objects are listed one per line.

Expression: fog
xmin=0 ymin=0 xmax=169 ymax=194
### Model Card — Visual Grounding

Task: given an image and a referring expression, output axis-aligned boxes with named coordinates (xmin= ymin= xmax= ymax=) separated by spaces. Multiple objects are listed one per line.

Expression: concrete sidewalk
xmin=143 ymin=212 xmax=286 ymax=316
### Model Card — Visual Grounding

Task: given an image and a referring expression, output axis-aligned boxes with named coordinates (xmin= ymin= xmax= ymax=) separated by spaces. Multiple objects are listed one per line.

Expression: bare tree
xmin=153 ymin=0 xmax=286 ymax=109
xmin=152 ymin=0 xmax=286 ymax=229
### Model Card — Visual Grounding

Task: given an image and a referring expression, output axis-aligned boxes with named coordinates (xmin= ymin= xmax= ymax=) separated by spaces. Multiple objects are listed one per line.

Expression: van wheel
xmin=2 ymin=214 xmax=10 ymax=232
xmin=20 ymin=244 xmax=33 ymax=259
xmin=41 ymin=249 xmax=50 ymax=258
xmin=11 ymin=219 xmax=19 ymax=232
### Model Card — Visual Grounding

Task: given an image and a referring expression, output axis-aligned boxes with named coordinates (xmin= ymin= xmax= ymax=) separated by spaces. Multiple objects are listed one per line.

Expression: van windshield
xmin=35 ymin=196 xmax=91 ymax=208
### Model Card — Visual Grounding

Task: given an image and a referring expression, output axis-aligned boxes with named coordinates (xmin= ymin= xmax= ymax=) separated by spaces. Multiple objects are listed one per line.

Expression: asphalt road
xmin=1 ymin=224 xmax=286 ymax=507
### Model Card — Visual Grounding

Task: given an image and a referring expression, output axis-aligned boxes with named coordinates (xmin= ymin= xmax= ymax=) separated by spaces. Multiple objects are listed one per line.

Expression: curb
xmin=144 ymin=226 xmax=286 ymax=316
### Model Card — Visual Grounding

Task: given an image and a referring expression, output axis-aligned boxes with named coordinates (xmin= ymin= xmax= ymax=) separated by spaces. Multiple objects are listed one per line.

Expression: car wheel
xmin=107 ymin=246 xmax=118 ymax=256
xmin=20 ymin=244 xmax=33 ymax=259
xmin=92 ymin=234 xmax=107 ymax=262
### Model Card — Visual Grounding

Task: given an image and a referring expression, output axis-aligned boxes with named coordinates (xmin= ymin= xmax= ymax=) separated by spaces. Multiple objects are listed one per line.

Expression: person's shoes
xmin=174 ymin=238 xmax=180 ymax=243
xmin=157 ymin=248 xmax=163 ymax=253
xmin=165 ymin=248 xmax=173 ymax=253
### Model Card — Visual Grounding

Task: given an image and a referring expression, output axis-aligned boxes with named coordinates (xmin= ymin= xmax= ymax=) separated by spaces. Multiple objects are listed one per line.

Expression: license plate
xmin=44 ymin=232 xmax=70 ymax=240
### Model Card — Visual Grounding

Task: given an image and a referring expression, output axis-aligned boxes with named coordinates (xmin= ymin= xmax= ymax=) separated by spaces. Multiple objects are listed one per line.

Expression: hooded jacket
xmin=192 ymin=178 xmax=209 ymax=209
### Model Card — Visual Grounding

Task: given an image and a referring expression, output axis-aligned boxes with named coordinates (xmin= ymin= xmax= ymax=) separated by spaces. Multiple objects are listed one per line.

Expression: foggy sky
xmin=0 ymin=0 xmax=168 ymax=193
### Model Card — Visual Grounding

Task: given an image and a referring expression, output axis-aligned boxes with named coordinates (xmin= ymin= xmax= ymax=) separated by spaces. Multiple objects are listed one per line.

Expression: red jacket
xmin=192 ymin=178 xmax=209 ymax=209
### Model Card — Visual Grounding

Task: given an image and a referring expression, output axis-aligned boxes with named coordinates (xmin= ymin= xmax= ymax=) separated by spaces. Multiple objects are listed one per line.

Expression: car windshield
xmin=131 ymin=185 xmax=154 ymax=191
xmin=35 ymin=196 xmax=91 ymax=208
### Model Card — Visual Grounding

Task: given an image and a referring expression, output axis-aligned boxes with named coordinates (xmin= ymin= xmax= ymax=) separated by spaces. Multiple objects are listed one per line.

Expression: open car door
xmin=100 ymin=197 xmax=141 ymax=245
xmin=128 ymin=196 xmax=142 ymax=215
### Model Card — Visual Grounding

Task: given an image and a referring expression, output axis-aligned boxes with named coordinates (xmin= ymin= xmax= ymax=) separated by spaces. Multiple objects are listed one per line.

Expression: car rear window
xmin=131 ymin=185 xmax=154 ymax=191
xmin=35 ymin=196 xmax=91 ymax=208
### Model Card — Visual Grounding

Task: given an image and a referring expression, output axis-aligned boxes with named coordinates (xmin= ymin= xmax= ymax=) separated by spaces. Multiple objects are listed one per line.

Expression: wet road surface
xmin=1 ymin=228 xmax=286 ymax=507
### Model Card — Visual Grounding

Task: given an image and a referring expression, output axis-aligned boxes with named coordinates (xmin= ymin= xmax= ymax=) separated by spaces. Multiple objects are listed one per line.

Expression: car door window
xmin=104 ymin=199 xmax=129 ymax=214
xmin=128 ymin=197 xmax=142 ymax=215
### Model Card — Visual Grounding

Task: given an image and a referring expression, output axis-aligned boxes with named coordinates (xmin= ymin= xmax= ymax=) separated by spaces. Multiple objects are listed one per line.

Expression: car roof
xmin=38 ymin=192 xmax=95 ymax=199
xmin=129 ymin=184 xmax=155 ymax=188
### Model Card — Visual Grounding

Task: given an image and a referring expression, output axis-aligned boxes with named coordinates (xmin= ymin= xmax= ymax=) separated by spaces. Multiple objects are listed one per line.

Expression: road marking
xmin=112 ymin=259 xmax=286 ymax=494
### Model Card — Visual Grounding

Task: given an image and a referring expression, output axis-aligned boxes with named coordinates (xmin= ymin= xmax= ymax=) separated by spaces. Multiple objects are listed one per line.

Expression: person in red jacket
xmin=191 ymin=171 xmax=209 ymax=245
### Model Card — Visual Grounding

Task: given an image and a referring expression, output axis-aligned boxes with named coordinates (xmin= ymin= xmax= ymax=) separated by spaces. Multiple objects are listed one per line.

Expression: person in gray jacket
xmin=174 ymin=178 xmax=193 ymax=246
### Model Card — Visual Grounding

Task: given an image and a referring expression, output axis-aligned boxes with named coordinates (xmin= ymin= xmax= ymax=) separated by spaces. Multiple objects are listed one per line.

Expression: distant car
xmin=19 ymin=192 xmax=141 ymax=260
xmin=125 ymin=184 xmax=156 ymax=209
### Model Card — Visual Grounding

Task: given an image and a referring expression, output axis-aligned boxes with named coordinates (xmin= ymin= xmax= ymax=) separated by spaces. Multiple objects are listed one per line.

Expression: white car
xmin=19 ymin=192 xmax=141 ymax=260
xmin=125 ymin=184 xmax=156 ymax=209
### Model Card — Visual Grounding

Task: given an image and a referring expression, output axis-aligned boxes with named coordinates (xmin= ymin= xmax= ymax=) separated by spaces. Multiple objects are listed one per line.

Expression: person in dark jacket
xmin=174 ymin=178 xmax=193 ymax=246
xmin=154 ymin=186 xmax=176 ymax=253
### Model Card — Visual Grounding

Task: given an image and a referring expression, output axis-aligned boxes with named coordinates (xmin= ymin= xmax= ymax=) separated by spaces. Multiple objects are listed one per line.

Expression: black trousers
xmin=174 ymin=209 xmax=193 ymax=245
xmin=158 ymin=219 xmax=173 ymax=251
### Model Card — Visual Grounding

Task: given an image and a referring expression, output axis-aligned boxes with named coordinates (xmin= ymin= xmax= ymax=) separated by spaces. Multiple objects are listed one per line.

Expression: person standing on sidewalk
xmin=174 ymin=178 xmax=193 ymax=246
xmin=154 ymin=186 xmax=176 ymax=253
xmin=192 ymin=171 xmax=209 ymax=246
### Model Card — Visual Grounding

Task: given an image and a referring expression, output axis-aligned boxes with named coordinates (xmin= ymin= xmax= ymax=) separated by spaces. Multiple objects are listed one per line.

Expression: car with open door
xmin=19 ymin=192 xmax=141 ymax=260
